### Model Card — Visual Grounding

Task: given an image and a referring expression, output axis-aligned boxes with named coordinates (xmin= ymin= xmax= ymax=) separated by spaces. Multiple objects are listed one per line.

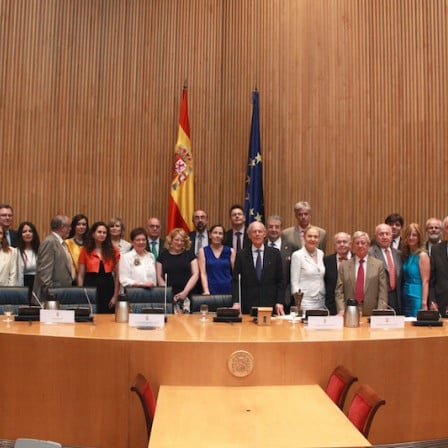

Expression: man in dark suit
xmin=369 ymin=224 xmax=402 ymax=313
xmin=232 ymin=221 xmax=285 ymax=315
xmin=324 ymin=232 xmax=352 ymax=315
xmin=33 ymin=215 xmax=74 ymax=301
xmin=336 ymin=231 xmax=388 ymax=316
xmin=224 ymin=204 xmax=251 ymax=252
xmin=429 ymin=216 xmax=448 ymax=316
xmin=425 ymin=217 xmax=442 ymax=255
xmin=145 ymin=217 xmax=164 ymax=259
xmin=266 ymin=214 xmax=298 ymax=311
xmin=188 ymin=209 xmax=209 ymax=256
xmin=0 ymin=203 xmax=17 ymax=247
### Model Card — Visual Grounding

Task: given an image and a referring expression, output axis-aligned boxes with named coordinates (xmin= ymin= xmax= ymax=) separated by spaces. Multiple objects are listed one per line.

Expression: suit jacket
xmin=279 ymin=239 xmax=298 ymax=306
xmin=368 ymin=245 xmax=402 ymax=313
xmin=6 ymin=229 xmax=18 ymax=248
xmin=232 ymin=245 xmax=284 ymax=314
xmin=0 ymin=248 xmax=17 ymax=286
xmin=188 ymin=231 xmax=209 ymax=256
xmin=282 ymin=226 xmax=327 ymax=253
xmin=335 ymin=256 xmax=388 ymax=316
xmin=323 ymin=253 xmax=339 ymax=315
xmin=429 ymin=241 xmax=448 ymax=314
xmin=33 ymin=233 xmax=73 ymax=299
xmin=145 ymin=238 xmax=165 ymax=259
xmin=224 ymin=228 xmax=251 ymax=252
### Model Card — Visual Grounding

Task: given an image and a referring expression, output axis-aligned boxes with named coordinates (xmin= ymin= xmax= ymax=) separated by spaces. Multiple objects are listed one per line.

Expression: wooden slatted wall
xmin=0 ymin=0 xmax=447 ymax=249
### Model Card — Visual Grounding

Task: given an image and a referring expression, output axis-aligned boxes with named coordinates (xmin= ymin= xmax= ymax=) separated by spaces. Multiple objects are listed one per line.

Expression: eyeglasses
xmin=0 ymin=214 xmax=13 ymax=218
xmin=148 ymin=225 xmax=160 ymax=228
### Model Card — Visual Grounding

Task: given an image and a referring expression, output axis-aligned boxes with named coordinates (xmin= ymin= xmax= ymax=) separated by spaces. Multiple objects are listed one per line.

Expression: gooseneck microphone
xmin=32 ymin=291 xmax=44 ymax=309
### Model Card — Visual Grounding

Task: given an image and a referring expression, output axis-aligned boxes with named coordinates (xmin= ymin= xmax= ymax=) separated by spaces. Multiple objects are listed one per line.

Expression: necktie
xmin=339 ymin=257 xmax=347 ymax=263
xmin=197 ymin=234 xmax=203 ymax=253
xmin=384 ymin=249 xmax=396 ymax=290
xmin=270 ymin=242 xmax=276 ymax=248
xmin=255 ymin=249 xmax=262 ymax=281
xmin=355 ymin=259 xmax=365 ymax=303
xmin=151 ymin=241 xmax=157 ymax=258
xmin=235 ymin=231 xmax=242 ymax=251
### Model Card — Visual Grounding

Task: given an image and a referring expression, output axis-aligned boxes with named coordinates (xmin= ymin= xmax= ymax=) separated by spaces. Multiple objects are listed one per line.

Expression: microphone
xmin=164 ymin=273 xmax=168 ymax=316
xmin=83 ymin=288 xmax=94 ymax=317
xmin=372 ymin=299 xmax=396 ymax=316
xmin=322 ymin=304 xmax=330 ymax=316
xmin=238 ymin=273 xmax=242 ymax=315
xmin=32 ymin=291 xmax=44 ymax=309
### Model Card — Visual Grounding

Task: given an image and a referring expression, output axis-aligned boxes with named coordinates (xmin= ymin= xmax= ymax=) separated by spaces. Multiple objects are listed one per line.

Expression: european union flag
xmin=244 ymin=90 xmax=265 ymax=224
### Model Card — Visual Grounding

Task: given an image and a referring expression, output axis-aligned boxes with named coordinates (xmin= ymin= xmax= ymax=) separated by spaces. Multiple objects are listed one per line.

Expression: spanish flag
xmin=167 ymin=87 xmax=194 ymax=232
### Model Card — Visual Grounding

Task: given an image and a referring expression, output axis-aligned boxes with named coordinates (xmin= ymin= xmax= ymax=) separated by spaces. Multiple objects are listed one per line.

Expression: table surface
xmin=1 ymin=314 xmax=447 ymax=343
xmin=149 ymin=384 xmax=371 ymax=448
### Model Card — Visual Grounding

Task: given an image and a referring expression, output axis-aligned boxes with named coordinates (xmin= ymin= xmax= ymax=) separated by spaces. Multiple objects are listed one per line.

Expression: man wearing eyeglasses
xmin=145 ymin=217 xmax=165 ymax=259
xmin=33 ymin=215 xmax=73 ymax=301
xmin=0 ymin=204 xmax=17 ymax=247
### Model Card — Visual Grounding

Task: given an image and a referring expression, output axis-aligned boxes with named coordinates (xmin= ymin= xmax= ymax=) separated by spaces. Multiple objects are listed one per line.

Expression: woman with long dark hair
xmin=66 ymin=214 xmax=89 ymax=277
xmin=16 ymin=221 xmax=40 ymax=293
xmin=77 ymin=221 xmax=120 ymax=313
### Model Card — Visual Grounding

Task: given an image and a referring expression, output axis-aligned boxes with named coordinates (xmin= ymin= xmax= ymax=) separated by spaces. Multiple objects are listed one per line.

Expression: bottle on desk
xmin=115 ymin=293 xmax=129 ymax=323
xmin=344 ymin=299 xmax=360 ymax=328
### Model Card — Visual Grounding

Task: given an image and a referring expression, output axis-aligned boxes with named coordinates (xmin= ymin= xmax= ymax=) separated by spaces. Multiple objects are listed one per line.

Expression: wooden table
xmin=1 ymin=315 xmax=448 ymax=448
xmin=149 ymin=384 xmax=371 ymax=448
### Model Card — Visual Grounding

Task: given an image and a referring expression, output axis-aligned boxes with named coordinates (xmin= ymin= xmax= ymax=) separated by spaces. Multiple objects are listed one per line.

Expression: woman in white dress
xmin=290 ymin=226 xmax=326 ymax=312
xmin=120 ymin=227 xmax=156 ymax=289
xmin=0 ymin=226 xmax=17 ymax=286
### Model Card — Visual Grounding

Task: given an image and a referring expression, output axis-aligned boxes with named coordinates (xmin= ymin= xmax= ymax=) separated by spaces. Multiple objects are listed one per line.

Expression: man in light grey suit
xmin=33 ymin=215 xmax=74 ymax=302
xmin=336 ymin=231 xmax=388 ymax=316
xmin=282 ymin=201 xmax=326 ymax=252
xmin=369 ymin=224 xmax=402 ymax=313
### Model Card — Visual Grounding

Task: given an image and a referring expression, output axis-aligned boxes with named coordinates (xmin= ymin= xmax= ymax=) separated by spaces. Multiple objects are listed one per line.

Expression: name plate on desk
xmin=308 ymin=315 xmax=343 ymax=329
xmin=370 ymin=315 xmax=405 ymax=329
xmin=40 ymin=309 xmax=75 ymax=323
xmin=128 ymin=313 xmax=165 ymax=328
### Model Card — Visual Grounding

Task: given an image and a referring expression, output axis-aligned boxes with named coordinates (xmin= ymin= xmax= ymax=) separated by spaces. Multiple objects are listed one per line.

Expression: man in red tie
xmin=324 ymin=232 xmax=352 ymax=315
xmin=369 ymin=224 xmax=402 ymax=314
xmin=335 ymin=231 xmax=388 ymax=316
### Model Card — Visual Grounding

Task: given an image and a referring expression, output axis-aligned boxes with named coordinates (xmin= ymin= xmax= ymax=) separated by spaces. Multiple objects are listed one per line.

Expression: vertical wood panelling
xmin=0 ymin=0 xmax=447 ymax=252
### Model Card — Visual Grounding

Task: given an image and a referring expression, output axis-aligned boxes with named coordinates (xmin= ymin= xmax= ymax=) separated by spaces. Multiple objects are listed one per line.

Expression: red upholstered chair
xmin=130 ymin=373 xmax=157 ymax=440
xmin=325 ymin=365 xmax=358 ymax=410
xmin=347 ymin=384 xmax=386 ymax=438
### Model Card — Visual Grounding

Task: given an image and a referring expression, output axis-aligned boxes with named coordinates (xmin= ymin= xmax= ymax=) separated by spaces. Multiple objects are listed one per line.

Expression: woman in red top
xmin=77 ymin=221 xmax=120 ymax=313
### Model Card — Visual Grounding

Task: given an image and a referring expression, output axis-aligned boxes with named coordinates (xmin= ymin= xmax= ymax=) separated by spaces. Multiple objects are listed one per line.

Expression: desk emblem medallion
xmin=228 ymin=350 xmax=254 ymax=377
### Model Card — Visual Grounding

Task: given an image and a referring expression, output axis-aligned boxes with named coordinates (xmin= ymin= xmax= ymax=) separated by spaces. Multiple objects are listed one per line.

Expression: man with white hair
xmin=282 ymin=201 xmax=326 ymax=252
xmin=335 ymin=231 xmax=388 ymax=316
xmin=232 ymin=221 xmax=285 ymax=315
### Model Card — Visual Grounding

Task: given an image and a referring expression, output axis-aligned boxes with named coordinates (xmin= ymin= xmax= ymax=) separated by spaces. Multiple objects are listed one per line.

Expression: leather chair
xmin=48 ymin=287 xmax=97 ymax=314
xmin=325 ymin=365 xmax=358 ymax=410
xmin=126 ymin=287 xmax=173 ymax=314
xmin=190 ymin=294 xmax=233 ymax=313
xmin=130 ymin=373 xmax=156 ymax=441
xmin=0 ymin=286 xmax=30 ymax=314
xmin=347 ymin=384 xmax=386 ymax=438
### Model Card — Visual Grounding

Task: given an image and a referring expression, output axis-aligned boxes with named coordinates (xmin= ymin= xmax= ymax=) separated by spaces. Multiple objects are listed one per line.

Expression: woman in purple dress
xmin=198 ymin=225 xmax=235 ymax=295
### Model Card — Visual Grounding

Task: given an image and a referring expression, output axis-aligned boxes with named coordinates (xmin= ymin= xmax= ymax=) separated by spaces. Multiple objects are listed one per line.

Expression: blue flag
xmin=244 ymin=90 xmax=265 ymax=224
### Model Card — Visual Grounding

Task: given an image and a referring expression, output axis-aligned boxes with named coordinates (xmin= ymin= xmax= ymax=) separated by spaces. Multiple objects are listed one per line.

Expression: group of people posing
xmin=1 ymin=201 xmax=447 ymax=317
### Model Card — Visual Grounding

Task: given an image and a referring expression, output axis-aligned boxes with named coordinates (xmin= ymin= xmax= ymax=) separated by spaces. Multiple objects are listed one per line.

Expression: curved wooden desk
xmin=1 ymin=315 xmax=447 ymax=448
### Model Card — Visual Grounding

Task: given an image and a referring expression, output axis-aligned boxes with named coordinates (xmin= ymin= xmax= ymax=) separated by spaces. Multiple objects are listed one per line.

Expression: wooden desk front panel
xmin=0 ymin=317 xmax=447 ymax=448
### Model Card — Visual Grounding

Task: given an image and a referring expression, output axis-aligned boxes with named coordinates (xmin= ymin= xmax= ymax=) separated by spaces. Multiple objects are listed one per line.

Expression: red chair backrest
xmin=347 ymin=384 xmax=386 ymax=438
xmin=325 ymin=365 xmax=358 ymax=409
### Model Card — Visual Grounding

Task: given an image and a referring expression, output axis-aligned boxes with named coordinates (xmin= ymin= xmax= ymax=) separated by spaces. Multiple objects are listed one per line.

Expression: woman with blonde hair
xmin=401 ymin=223 xmax=430 ymax=317
xmin=156 ymin=228 xmax=199 ymax=313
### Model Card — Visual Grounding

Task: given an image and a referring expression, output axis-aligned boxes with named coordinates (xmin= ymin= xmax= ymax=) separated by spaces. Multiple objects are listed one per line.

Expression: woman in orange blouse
xmin=77 ymin=221 xmax=120 ymax=313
